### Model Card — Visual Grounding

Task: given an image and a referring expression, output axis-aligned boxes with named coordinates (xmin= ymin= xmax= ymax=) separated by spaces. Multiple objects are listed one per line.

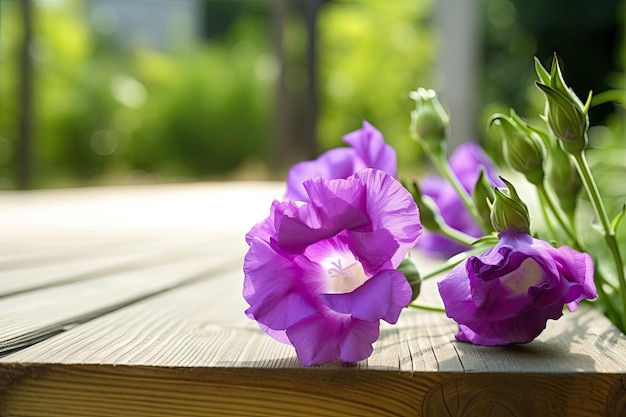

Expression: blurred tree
xmin=18 ymin=0 xmax=34 ymax=189
xmin=479 ymin=0 xmax=624 ymax=160
xmin=0 ymin=1 xmax=275 ymax=188
xmin=513 ymin=0 xmax=622 ymax=124
xmin=481 ymin=0 xmax=623 ymax=122
xmin=316 ymin=0 xmax=436 ymax=170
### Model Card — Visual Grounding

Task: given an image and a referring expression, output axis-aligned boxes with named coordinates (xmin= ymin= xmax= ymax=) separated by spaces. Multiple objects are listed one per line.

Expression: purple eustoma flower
xmin=285 ymin=121 xmax=396 ymax=201
xmin=244 ymin=168 xmax=422 ymax=365
xmin=438 ymin=228 xmax=597 ymax=345
xmin=418 ymin=142 xmax=503 ymax=258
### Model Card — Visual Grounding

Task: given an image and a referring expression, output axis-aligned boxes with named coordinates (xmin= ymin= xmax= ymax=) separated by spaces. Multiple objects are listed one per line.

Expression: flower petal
xmin=353 ymin=169 xmax=422 ymax=268
xmin=284 ymin=148 xmax=357 ymax=201
xmin=286 ymin=313 xmax=379 ymax=365
xmin=319 ymin=269 xmax=412 ymax=323
xmin=278 ymin=177 xmax=369 ymax=253
xmin=243 ymin=237 xmax=318 ymax=332
xmin=343 ymin=121 xmax=397 ymax=177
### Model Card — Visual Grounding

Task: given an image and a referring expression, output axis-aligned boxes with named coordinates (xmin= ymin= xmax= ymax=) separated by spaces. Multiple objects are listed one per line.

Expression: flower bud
xmin=409 ymin=88 xmax=449 ymax=155
xmin=546 ymin=140 xmax=582 ymax=217
xmin=472 ymin=169 xmax=496 ymax=233
xmin=490 ymin=178 xmax=531 ymax=233
xmin=534 ymin=55 xmax=591 ymax=153
xmin=489 ymin=110 xmax=546 ymax=185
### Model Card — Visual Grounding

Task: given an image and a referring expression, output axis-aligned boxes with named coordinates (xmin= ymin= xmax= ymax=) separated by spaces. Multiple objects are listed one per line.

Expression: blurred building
xmin=87 ymin=0 xmax=201 ymax=50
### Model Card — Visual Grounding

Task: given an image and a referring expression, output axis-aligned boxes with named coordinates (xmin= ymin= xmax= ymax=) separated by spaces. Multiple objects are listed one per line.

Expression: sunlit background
xmin=0 ymin=0 xmax=624 ymax=190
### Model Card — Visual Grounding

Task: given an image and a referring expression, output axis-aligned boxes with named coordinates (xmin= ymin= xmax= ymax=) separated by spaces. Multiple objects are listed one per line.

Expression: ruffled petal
xmin=343 ymin=121 xmax=397 ymax=177
xmin=278 ymin=177 xmax=369 ymax=253
xmin=353 ymin=169 xmax=422 ymax=268
xmin=437 ymin=262 xmax=476 ymax=323
xmin=284 ymin=148 xmax=356 ymax=201
xmin=319 ymin=269 xmax=411 ymax=324
xmin=550 ymin=245 xmax=596 ymax=310
xmin=286 ymin=313 xmax=379 ymax=365
xmin=455 ymin=324 xmax=505 ymax=346
xmin=243 ymin=237 xmax=318 ymax=331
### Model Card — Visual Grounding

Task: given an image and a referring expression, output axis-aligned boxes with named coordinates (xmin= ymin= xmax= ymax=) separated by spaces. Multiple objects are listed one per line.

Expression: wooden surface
xmin=1 ymin=182 xmax=626 ymax=416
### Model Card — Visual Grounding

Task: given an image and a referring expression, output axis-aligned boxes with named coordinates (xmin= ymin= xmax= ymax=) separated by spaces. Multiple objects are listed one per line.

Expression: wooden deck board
xmin=1 ymin=182 xmax=625 ymax=416
xmin=0 ymin=234 xmax=240 ymax=297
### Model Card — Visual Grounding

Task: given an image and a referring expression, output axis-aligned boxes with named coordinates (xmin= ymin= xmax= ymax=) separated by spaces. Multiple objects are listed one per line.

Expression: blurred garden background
xmin=0 ymin=0 xmax=624 ymax=192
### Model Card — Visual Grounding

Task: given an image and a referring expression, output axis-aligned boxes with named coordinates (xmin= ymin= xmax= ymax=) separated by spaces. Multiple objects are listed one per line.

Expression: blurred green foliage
xmin=0 ymin=0 xmax=438 ymax=189
xmin=479 ymin=0 xmax=625 ymax=160
xmin=0 ymin=0 xmax=621 ymax=191
xmin=317 ymin=0 xmax=435 ymax=169
xmin=0 ymin=0 xmax=273 ymax=188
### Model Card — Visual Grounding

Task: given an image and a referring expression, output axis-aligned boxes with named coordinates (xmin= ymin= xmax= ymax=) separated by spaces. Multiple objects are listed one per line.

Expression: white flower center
xmin=324 ymin=256 xmax=368 ymax=294
xmin=500 ymin=258 xmax=544 ymax=295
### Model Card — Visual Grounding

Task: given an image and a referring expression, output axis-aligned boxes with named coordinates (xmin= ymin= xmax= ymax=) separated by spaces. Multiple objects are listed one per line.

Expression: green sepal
xmin=611 ymin=205 xmax=626 ymax=232
xmin=472 ymin=169 xmax=496 ymax=232
xmin=490 ymin=177 xmax=531 ymax=234
xmin=398 ymin=258 xmax=421 ymax=303
xmin=534 ymin=56 xmax=551 ymax=86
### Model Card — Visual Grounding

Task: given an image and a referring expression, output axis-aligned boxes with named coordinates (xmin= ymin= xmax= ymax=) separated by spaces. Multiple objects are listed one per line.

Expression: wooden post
xmin=18 ymin=0 xmax=34 ymax=189
xmin=270 ymin=0 xmax=321 ymax=171
xmin=270 ymin=0 xmax=291 ymax=170
xmin=303 ymin=0 xmax=321 ymax=160
xmin=436 ymin=0 xmax=480 ymax=153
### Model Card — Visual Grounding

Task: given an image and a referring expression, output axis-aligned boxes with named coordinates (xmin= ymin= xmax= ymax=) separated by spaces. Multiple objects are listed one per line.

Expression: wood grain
xmin=0 ymin=239 xmax=246 ymax=355
xmin=3 ymin=364 xmax=622 ymax=417
xmin=1 ymin=182 xmax=625 ymax=416
xmin=0 ymin=234 xmax=238 ymax=297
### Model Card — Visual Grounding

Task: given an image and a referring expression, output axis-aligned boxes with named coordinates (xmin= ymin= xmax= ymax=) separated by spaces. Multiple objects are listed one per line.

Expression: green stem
xmin=429 ymin=152 xmax=486 ymax=232
xmin=536 ymin=188 xmax=560 ymax=242
xmin=436 ymin=222 xmax=477 ymax=247
xmin=537 ymin=183 xmax=579 ymax=248
xmin=595 ymin=268 xmax=624 ymax=331
xmin=421 ymin=245 xmax=491 ymax=281
xmin=408 ymin=303 xmax=446 ymax=313
xmin=572 ymin=150 xmax=626 ymax=329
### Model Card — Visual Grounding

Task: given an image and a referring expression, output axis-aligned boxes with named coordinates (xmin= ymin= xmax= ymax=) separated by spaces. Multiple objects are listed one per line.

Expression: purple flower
xmin=244 ymin=168 xmax=421 ymax=365
xmin=438 ymin=228 xmax=597 ymax=345
xmin=418 ymin=142 xmax=503 ymax=257
xmin=285 ymin=121 xmax=397 ymax=201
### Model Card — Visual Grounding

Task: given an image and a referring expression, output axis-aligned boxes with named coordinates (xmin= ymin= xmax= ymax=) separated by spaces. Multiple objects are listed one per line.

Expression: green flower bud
xmin=534 ymin=55 xmax=591 ymax=153
xmin=489 ymin=110 xmax=546 ymax=185
xmin=409 ymin=88 xmax=449 ymax=155
xmin=546 ymin=139 xmax=582 ymax=217
xmin=490 ymin=178 xmax=531 ymax=233
xmin=472 ymin=169 xmax=496 ymax=233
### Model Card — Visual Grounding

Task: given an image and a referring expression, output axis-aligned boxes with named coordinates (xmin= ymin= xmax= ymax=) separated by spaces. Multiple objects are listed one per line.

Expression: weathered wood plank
xmin=1 ymin=267 xmax=626 ymax=416
xmin=0 ymin=231 xmax=221 ymax=269
xmin=0 ymin=233 xmax=240 ymax=297
xmin=1 ymin=365 xmax=624 ymax=417
xmin=4 ymin=265 xmax=624 ymax=373
xmin=0 ymin=182 xmax=284 ymax=234
xmin=1 ymin=182 xmax=626 ymax=416
xmin=0 ymin=240 xmax=245 ymax=355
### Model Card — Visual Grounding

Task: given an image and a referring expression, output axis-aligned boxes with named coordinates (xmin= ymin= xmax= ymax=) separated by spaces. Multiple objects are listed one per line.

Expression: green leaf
xmin=398 ymin=258 xmax=421 ymax=303
xmin=534 ymin=56 xmax=551 ymax=85
xmin=583 ymin=90 xmax=593 ymax=116
xmin=611 ymin=205 xmax=626 ymax=232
